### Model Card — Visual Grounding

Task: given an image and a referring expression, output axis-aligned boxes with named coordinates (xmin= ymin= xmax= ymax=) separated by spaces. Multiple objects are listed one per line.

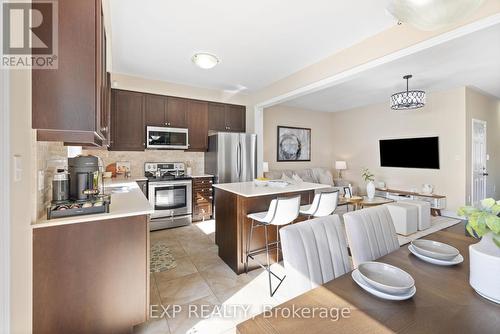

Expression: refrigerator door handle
xmin=238 ymin=142 xmax=243 ymax=178
xmin=236 ymin=142 xmax=241 ymax=180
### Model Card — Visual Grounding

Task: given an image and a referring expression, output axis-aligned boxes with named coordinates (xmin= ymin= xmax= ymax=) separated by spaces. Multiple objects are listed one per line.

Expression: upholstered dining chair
xmin=279 ymin=215 xmax=351 ymax=297
xmin=343 ymin=205 xmax=400 ymax=268
xmin=299 ymin=190 xmax=339 ymax=218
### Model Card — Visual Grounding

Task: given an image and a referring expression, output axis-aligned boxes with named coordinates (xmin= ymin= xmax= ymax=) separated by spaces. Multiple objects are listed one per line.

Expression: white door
xmin=472 ymin=119 xmax=488 ymax=206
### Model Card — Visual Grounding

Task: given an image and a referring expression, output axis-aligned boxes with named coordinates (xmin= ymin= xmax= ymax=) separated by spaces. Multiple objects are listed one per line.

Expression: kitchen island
xmin=32 ymin=180 xmax=153 ymax=334
xmin=213 ymin=181 xmax=330 ymax=274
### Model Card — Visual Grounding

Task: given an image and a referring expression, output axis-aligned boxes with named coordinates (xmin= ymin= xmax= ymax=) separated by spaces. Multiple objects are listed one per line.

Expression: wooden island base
xmin=215 ymin=188 xmax=315 ymax=274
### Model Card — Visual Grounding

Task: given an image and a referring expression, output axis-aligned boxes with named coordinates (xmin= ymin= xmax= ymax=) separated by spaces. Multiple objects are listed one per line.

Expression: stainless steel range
xmin=145 ymin=162 xmax=192 ymax=230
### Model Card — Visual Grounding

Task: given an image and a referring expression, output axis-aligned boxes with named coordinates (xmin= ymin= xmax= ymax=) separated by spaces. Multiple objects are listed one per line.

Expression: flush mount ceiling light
xmin=387 ymin=0 xmax=484 ymax=31
xmin=191 ymin=52 xmax=219 ymax=69
xmin=390 ymin=75 xmax=426 ymax=110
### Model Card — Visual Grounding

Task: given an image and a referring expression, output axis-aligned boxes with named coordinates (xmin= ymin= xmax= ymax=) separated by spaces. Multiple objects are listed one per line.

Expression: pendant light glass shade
xmin=387 ymin=0 xmax=485 ymax=31
xmin=390 ymin=75 xmax=426 ymax=110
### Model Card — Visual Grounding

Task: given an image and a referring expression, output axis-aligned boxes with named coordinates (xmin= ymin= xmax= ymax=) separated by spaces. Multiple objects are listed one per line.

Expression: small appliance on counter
xmin=68 ymin=155 xmax=100 ymax=201
xmin=52 ymin=170 xmax=69 ymax=202
xmin=47 ymin=155 xmax=110 ymax=220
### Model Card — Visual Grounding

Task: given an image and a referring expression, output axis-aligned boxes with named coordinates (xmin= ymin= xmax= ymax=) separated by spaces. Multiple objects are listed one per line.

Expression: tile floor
xmin=136 ymin=220 xmax=295 ymax=334
xmin=135 ymin=213 xmax=460 ymax=334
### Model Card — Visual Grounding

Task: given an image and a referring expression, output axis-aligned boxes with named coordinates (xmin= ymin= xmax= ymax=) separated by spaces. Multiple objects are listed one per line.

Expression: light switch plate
xmin=13 ymin=155 xmax=22 ymax=182
xmin=38 ymin=170 xmax=45 ymax=191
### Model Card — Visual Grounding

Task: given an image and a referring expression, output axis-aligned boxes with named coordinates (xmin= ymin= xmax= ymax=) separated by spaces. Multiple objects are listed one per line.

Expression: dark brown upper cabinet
xmin=166 ymin=97 xmax=188 ymax=128
xmin=208 ymin=103 xmax=226 ymax=132
xmin=145 ymin=95 xmax=187 ymax=128
xmin=32 ymin=0 xmax=110 ymax=147
xmin=225 ymin=104 xmax=246 ymax=132
xmin=145 ymin=94 xmax=167 ymax=127
xmin=110 ymin=90 xmax=145 ymax=151
xmin=186 ymin=100 xmax=209 ymax=151
xmin=208 ymin=103 xmax=246 ymax=133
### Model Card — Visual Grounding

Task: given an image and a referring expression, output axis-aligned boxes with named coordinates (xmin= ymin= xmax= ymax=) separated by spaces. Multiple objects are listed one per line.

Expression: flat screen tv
xmin=379 ymin=137 xmax=440 ymax=169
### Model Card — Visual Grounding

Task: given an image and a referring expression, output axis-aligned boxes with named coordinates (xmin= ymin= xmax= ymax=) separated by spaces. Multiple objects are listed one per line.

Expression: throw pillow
xmin=292 ymin=174 xmax=304 ymax=183
xmin=317 ymin=169 xmax=334 ymax=185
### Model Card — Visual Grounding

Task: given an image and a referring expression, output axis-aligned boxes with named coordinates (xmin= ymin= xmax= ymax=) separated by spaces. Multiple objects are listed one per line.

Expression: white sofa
xmin=265 ymin=168 xmax=357 ymax=195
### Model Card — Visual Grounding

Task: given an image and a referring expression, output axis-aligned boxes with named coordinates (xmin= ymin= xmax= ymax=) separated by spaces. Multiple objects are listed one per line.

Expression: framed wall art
xmin=277 ymin=126 xmax=311 ymax=162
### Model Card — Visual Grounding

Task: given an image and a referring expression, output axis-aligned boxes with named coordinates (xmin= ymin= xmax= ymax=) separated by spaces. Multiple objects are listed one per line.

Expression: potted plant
xmin=361 ymin=168 xmax=375 ymax=200
xmin=458 ymin=198 xmax=500 ymax=304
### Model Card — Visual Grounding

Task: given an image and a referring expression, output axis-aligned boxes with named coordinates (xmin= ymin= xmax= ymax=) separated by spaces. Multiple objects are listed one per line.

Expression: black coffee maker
xmin=68 ymin=155 xmax=100 ymax=201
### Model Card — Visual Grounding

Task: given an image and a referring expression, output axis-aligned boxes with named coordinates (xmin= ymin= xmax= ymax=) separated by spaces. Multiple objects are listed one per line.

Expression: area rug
xmin=150 ymin=241 xmax=177 ymax=273
xmin=398 ymin=216 xmax=463 ymax=246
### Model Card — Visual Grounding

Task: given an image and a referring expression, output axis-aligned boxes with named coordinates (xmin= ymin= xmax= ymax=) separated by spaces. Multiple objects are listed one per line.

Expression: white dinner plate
xmin=352 ymin=269 xmax=416 ymax=301
xmin=408 ymin=245 xmax=463 ymax=266
xmin=357 ymin=262 xmax=415 ymax=295
xmin=411 ymin=239 xmax=459 ymax=261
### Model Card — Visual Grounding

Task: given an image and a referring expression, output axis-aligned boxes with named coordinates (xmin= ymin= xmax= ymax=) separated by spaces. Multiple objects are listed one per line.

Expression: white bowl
xmin=253 ymin=179 xmax=269 ymax=187
xmin=357 ymin=262 xmax=415 ymax=295
xmin=411 ymin=239 xmax=459 ymax=261
xmin=267 ymin=180 xmax=289 ymax=188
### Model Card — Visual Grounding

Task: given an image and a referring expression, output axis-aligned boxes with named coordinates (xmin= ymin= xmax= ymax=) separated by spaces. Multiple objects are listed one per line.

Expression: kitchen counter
xmin=191 ymin=174 xmax=214 ymax=178
xmin=214 ymin=181 xmax=329 ymax=274
xmin=33 ymin=179 xmax=153 ymax=229
xmin=213 ymin=181 xmax=330 ymax=198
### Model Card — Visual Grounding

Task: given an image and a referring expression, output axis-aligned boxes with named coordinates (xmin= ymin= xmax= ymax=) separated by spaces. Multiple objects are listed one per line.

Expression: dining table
xmin=237 ymin=223 xmax=500 ymax=334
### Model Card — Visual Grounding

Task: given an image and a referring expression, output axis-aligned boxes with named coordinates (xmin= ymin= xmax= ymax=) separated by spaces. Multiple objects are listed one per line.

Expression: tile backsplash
xmin=36 ymin=141 xmax=68 ymax=219
xmin=82 ymin=149 xmax=205 ymax=176
xmin=36 ymin=142 xmax=206 ymax=221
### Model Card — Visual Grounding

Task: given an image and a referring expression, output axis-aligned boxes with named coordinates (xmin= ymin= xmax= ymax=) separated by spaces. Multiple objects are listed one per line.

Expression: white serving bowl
xmin=253 ymin=179 xmax=269 ymax=187
xmin=411 ymin=239 xmax=459 ymax=261
xmin=267 ymin=180 xmax=289 ymax=188
xmin=358 ymin=262 xmax=415 ymax=295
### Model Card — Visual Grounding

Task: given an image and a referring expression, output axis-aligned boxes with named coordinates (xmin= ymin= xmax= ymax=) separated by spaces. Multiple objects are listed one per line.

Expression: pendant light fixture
xmin=387 ymin=0 xmax=484 ymax=31
xmin=390 ymin=75 xmax=426 ymax=110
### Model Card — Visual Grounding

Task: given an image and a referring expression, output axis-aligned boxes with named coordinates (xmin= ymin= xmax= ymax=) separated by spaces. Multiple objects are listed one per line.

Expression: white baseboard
xmin=441 ymin=210 xmax=464 ymax=220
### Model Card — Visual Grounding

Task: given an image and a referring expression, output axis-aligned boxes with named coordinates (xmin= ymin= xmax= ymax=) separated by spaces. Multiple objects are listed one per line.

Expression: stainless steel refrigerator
xmin=205 ymin=133 xmax=257 ymax=184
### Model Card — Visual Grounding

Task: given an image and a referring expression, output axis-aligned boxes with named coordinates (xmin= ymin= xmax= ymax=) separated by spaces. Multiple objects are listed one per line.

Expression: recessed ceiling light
xmin=192 ymin=53 xmax=219 ymax=69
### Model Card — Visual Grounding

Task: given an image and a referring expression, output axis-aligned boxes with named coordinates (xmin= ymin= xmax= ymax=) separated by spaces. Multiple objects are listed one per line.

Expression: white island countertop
xmin=33 ymin=178 xmax=154 ymax=229
xmin=213 ymin=181 xmax=331 ymax=198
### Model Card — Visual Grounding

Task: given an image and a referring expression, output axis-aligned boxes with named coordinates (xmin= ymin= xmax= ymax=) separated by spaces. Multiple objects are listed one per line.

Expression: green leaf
xmin=466 ymin=223 xmax=477 ymax=238
xmin=491 ymin=204 xmax=500 ymax=215
xmin=481 ymin=198 xmax=496 ymax=209
xmin=485 ymin=215 xmax=500 ymax=234
xmin=457 ymin=206 xmax=477 ymax=218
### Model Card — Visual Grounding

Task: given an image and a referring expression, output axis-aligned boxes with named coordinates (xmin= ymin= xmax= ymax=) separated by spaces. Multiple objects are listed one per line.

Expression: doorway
xmin=471 ymin=119 xmax=488 ymax=207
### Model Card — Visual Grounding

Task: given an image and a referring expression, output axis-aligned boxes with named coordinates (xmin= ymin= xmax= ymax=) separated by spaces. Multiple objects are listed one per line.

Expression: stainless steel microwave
xmin=146 ymin=126 xmax=189 ymax=150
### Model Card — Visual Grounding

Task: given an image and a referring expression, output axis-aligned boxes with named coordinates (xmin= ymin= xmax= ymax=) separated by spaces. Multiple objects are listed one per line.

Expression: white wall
xmin=328 ymin=88 xmax=467 ymax=212
xmin=9 ymin=69 xmax=35 ymax=333
xmin=263 ymin=105 xmax=335 ymax=172
xmin=465 ymin=88 xmax=500 ymax=202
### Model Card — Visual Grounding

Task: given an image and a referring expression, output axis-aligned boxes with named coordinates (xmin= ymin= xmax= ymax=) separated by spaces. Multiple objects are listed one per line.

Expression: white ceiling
xmin=109 ymin=0 xmax=395 ymax=92
xmin=283 ymin=23 xmax=500 ymax=112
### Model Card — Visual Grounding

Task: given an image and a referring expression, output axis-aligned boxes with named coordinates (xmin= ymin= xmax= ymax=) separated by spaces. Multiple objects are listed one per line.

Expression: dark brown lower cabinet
xmin=192 ymin=177 xmax=214 ymax=221
xmin=33 ymin=215 xmax=149 ymax=334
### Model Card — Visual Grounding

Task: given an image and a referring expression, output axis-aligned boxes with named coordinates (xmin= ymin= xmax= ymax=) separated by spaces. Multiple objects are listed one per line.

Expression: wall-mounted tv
xmin=379 ymin=137 xmax=440 ymax=169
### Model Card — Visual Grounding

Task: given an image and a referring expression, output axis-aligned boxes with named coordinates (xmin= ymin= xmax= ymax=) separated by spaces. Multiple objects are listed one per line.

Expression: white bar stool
xmin=299 ymin=190 xmax=339 ymax=218
xmin=245 ymin=195 xmax=301 ymax=297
